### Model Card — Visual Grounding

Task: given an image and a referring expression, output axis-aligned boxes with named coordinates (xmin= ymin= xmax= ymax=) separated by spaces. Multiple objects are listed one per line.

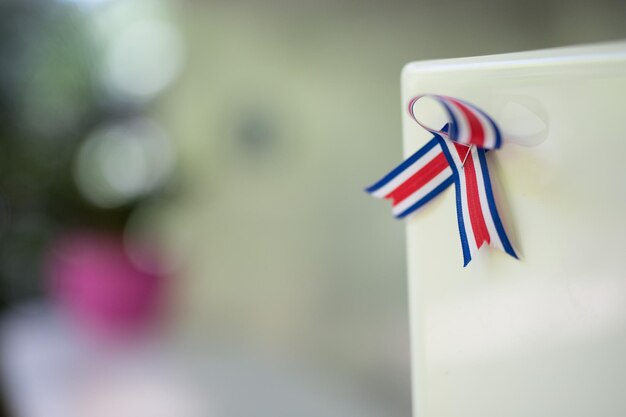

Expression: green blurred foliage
xmin=0 ymin=1 xmax=137 ymax=309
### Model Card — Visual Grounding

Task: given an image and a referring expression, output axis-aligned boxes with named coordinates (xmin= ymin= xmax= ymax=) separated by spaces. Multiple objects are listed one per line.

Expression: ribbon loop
xmin=367 ymin=95 xmax=516 ymax=266
xmin=408 ymin=94 xmax=502 ymax=149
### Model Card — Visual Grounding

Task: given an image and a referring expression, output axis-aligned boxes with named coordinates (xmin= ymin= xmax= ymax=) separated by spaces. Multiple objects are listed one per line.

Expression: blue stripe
xmin=436 ymin=134 xmax=471 ymax=266
xmin=478 ymin=107 xmax=502 ymax=149
xmin=440 ymin=102 xmax=458 ymax=142
xmin=365 ymin=137 xmax=439 ymax=193
xmin=395 ymin=175 xmax=454 ymax=219
xmin=476 ymin=150 xmax=517 ymax=258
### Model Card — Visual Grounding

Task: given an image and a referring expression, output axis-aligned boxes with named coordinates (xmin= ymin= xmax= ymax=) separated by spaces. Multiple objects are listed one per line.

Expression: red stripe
xmin=386 ymin=152 xmax=449 ymax=206
xmin=453 ymin=143 xmax=490 ymax=248
xmin=451 ymin=99 xmax=485 ymax=148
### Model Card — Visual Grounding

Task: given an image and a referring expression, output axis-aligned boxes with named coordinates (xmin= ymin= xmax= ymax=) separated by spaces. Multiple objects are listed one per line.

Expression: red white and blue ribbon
xmin=366 ymin=94 xmax=517 ymax=266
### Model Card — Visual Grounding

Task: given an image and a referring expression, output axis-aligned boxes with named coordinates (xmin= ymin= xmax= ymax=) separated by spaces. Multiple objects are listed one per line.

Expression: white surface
xmin=402 ymin=41 xmax=626 ymax=417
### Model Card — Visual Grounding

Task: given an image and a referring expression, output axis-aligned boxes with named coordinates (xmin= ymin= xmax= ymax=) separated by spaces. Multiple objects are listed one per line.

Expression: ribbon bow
xmin=366 ymin=94 xmax=517 ymax=266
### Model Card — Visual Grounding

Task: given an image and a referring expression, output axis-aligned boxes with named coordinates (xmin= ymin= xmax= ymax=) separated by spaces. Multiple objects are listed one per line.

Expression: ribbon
xmin=366 ymin=94 xmax=517 ymax=266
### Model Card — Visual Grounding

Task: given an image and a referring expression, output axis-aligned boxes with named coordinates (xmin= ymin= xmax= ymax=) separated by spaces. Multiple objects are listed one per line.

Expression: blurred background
xmin=0 ymin=1 xmax=624 ymax=416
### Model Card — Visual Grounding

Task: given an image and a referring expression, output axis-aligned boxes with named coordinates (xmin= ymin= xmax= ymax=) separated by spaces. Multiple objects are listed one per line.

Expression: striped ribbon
xmin=366 ymin=94 xmax=517 ymax=266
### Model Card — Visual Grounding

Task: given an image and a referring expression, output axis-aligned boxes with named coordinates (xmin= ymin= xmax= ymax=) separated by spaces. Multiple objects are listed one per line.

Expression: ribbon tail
xmin=366 ymin=135 xmax=454 ymax=219
xmin=474 ymin=148 xmax=518 ymax=259
xmin=438 ymin=137 xmax=517 ymax=266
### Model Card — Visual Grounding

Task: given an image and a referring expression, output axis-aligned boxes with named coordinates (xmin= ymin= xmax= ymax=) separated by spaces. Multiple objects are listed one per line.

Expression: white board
xmin=402 ymin=41 xmax=626 ymax=417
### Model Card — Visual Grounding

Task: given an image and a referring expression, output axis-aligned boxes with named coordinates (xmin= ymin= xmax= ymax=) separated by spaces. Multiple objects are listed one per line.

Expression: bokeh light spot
xmin=75 ymin=119 xmax=174 ymax=208
xmin=102 ymin=19 xmax=184 ymax=101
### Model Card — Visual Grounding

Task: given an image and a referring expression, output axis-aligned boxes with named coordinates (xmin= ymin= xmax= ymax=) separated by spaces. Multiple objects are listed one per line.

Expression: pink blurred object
xmin=46 ymin=231 xmax=167 ymax=340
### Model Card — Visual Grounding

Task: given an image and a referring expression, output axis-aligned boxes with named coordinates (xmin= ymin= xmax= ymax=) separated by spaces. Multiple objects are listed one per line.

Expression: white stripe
xmin=472 ymin=148 xmax=504 ymax=250
xmin=440 ymin=136 xmax=463 ymax=170
xmin=371 ymin=145 xmax=442 ymax=198
xmin=446 ymin=100 xmax=470 ymax=145
xmin=441 ymin=139 xmax=478 ymax=256
xmin=392 ymin=167 xmax=453 ymax=216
